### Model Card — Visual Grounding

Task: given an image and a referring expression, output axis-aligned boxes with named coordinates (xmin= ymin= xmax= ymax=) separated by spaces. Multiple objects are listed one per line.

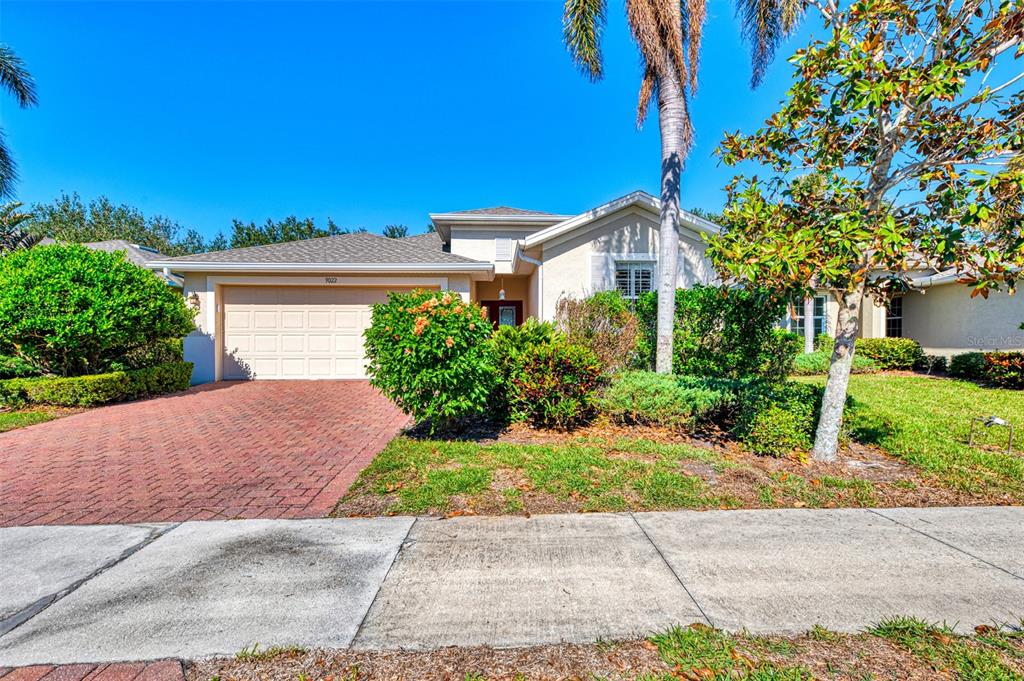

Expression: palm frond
xmin=686 ymin=0 xmax=707 ymax=91
xmin=0 ymin=45 xmax=37 ymax=108
xmin=563 ymin=0 xmax=607 ymax=81
xmin=0 ymin=200 xmax=41 ymax=254
xmin=637 ymin=61 xmax=659 ymax=127
xmin=735 ymin=0 xmax=803 ymax=86
xmin=0 ymin=129 xmax=17 ymax=200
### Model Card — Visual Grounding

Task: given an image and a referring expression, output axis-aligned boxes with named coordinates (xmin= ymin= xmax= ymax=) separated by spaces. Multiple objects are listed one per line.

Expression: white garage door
xmin=221 ymin=286 xmax=402 ymax=380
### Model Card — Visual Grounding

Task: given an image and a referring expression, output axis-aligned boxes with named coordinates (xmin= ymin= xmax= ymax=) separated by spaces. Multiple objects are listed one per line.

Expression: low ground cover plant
xmin=0 ymin=244 xmax=195 ymax=377
xmin=599 ymin=371 xmax=735 ymax=429
xmin=0 ymin=362 xmax=193 ymax=407
xmin=791 ymin=350 xmax=877 ymax=376
xmin=734 ymin=381 xmax=824 ymax=458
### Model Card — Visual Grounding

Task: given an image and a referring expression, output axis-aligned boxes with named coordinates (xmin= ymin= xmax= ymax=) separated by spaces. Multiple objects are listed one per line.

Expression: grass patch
xmin=234 ymin=643 xmax=308 ymax=662
xmin=869 ymin=616 xmax=1022 ymax=679
xmin=801 ymin=374 xmax=1024 ymax=499
xmin=0 ymin=406 xmax=73 ymax=432
xmin=337 ymin=436 xmax=735 ymax=516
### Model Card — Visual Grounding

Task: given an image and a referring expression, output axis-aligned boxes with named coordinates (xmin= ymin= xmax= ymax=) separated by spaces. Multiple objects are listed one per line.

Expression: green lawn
xmin=0 ymin=406 xmax=70 ymax=433
xmin=807 ymin=374 xmax=1024 ymax=499
xmin=337 ymin=374 xmax=1024 ymax=516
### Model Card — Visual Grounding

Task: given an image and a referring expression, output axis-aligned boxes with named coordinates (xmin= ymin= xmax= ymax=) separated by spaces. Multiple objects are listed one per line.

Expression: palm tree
xmin=0 ymin=45 xmax=38 ymax=199
xmin=0 ymin=201 xmax=41 ymax=254
xmin=563 ymin=0 xmax=707 ymax=373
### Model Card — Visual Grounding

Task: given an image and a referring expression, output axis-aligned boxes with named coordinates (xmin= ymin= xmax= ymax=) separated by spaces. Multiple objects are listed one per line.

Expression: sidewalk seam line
xmin=868 ymin=509 xmax=1023 ymax=581
xmin=0 ymin=522 xmax=182 ymax=640
xmin=349 ymin=516 xmax=417 ymax=647
xmin=629 ymin=512 xmax=714 ymax=627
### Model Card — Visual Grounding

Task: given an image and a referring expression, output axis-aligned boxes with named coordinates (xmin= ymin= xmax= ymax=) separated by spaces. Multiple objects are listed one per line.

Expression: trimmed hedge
xmin=949 ymin=352 xmax=986 ymax=380
xmin=855 ymin=338 xmax=924 ymax=370
xmin=791 ymin=351 xmax=877 ymax=375
xmin=509 ymin=336 xmax=604 ymax=430
xmin=734 ymin=381 xmax=824 ymax=457
xmin=0 ymin=362 xmax=193 ymax=407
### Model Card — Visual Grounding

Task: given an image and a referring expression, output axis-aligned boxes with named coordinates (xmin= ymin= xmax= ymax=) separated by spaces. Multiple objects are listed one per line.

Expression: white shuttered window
xmin=615 ymin=262 xmax=654 ymax=300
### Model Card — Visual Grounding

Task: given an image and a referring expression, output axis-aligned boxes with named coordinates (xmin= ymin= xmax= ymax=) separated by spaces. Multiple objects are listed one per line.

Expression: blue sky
xmin=1 ymin=1 xmax=816 ymax=239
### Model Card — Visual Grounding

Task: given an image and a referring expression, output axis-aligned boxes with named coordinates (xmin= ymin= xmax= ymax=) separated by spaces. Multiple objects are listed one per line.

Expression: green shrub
xmin=509 ymin=336 xmax=604 ymax=429
xmin=949 ymin=352 xmax=986 ymax=380
xmin=363 ymin=290 xmax=497 ymax=429
xmin=110 ymin=338 xmax=185 ymax=371
xmin=599 ymin=371 xmax=735 ymax=429
xmin=555 ymin=290 xmax=639 ymax=372
xmin=734 ymin=381 xmax=824 ymax=457
xmin=0 ymin=355 xmax=40 ymax=379
xmin=791 ymin=351 xmax=878 ymax=375
xmin=635 ymin=285 xmax=790 ymax=380
xmin=0 ymin=244 xmax=195 ymax=376
xmin=0 ymin=362 xmax=193 ymax=408
xmin=984 ymin=351 xmax=1024 ymax=388
xmin=814 ymin=333 xmax=834 ymax=353
xmin=492 ymin=319 xmax=556 ymax=413
xmin=764 ymin=329 xmax=802 ymax=379
xmin=917 ymin=354 xmax=948 ymax=375
xmin=854 ymin=337 xmax=924 ymax=370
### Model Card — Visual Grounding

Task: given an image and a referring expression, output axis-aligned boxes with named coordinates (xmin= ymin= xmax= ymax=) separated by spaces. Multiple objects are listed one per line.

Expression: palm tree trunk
xmin=811 ymin=285 xmax=864 ymax=461
xmin=655 ymin=65 xmax=686 ymax=374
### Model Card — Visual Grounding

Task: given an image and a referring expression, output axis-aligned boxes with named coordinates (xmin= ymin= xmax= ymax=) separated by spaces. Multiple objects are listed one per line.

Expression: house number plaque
xmin=325 ymin=277 xmax=338 ymax=284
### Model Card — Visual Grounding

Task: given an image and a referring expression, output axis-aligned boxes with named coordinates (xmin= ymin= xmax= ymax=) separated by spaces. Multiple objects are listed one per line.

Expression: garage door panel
xmin=282 ymin=335 xmax=307 ymax=353
xmin=281 ymin=310 xmax=305 ymax=329
xmin=220 ymin=285 xmax=415 ymax=380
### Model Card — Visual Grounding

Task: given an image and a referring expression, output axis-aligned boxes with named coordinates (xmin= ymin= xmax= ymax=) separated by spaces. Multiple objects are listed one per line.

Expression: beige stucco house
xmin=151 ymin=189 xmax=1023 ymax=384
xmin=150 ymin=191 xmax=719 ymax=383
xmin=788 ymin=271 xmax=1024 ymax=358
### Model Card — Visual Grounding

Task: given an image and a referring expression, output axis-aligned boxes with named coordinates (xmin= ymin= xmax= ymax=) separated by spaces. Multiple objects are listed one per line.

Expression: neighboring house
xmin=38 ymin=237 xmax=184 ymax=288
xmin=793 ymin=270 xmax=1024 ymax=358
xmin=149 ymin=190 xmax=719 ymax=383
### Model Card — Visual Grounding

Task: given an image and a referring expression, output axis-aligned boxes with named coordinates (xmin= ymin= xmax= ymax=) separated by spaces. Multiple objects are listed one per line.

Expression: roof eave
xmin=523 ymin=191 xmax=722 ymax=249
xmin=146 ymin=261 xmax=494 ymax=274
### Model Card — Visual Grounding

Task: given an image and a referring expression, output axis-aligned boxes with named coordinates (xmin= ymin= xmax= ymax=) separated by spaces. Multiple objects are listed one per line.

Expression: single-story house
xmin=149 ymin=190 xmax=1023 ymax=384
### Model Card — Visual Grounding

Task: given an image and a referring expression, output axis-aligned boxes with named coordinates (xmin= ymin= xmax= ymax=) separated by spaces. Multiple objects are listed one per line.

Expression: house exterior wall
xmin=902 ymin=284 xmax=1024 ymax=355
xmin=538 ymin=208 xmax=715 ymax=320
xmin=179 ymin=271 xmax=470 ymax=384
xmin=476 ymin=277 xmax=532 ymax=319
xmin=450 ymin=228 xmax=538 ymax=264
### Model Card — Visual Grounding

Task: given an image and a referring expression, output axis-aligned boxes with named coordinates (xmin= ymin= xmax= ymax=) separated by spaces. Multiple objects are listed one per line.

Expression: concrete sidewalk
xmin=0 ymin=507 xmax=1021 ymax=665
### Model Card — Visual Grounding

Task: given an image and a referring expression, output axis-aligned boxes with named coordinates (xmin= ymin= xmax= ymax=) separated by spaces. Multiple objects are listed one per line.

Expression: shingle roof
xmin=159 ymin=231 xmax=484 ymax=265
xmin=83 ymin=239 xmax=166 ymax=266
xmin=453 ymin=206 xmax=559 ymax=216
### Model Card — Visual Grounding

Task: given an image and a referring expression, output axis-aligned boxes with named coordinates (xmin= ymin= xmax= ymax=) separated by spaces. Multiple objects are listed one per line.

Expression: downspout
xmin=519 ymin=252 xmax=543 ymax=321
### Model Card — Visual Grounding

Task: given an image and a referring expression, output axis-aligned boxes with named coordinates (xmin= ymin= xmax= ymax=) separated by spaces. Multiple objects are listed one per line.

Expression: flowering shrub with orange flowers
xmin=364 ymin=289 xmax=497 ymax=429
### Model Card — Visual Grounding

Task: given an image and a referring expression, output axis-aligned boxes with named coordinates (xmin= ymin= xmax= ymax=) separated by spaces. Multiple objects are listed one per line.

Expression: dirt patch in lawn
xmin=187 ymin=623 xmax=1024 ymax=680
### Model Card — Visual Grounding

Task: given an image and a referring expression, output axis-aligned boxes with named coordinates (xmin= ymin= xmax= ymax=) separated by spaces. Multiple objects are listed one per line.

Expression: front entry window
xmin=790 ymin=295 xmax=827 ymax=338
xmin=498 ymin=305 xmax=518 ymax=326
xmin=482 ymin=300 xmax=522 ymax=327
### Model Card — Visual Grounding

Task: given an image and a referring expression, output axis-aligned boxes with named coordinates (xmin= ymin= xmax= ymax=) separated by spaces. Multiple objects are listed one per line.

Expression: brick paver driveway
xmin=0 ymin=381 xmax=408 ymax=527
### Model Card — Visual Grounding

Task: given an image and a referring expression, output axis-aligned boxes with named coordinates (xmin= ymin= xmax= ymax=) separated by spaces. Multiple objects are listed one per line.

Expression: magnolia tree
xmin=707 ymin=0 xmax=1023 ymax=460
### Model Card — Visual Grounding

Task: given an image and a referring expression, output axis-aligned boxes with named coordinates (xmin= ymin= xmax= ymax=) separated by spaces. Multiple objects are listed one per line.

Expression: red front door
xmin=481 ymin=300 xmax=522 ymax=328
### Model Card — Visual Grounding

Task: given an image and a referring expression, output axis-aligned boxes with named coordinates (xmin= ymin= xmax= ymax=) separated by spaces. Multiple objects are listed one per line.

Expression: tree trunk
xmin=811 ymin=286 xmax=864 ymax=461
xmin=655 ymin=65 xmax=686 ymax=374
